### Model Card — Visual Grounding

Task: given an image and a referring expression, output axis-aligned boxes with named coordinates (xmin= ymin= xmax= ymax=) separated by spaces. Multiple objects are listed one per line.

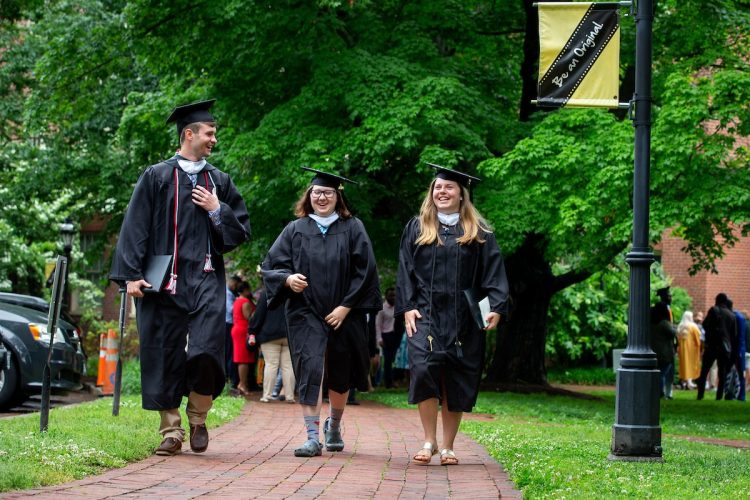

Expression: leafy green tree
xmin=117 ymin=1 xmax=530 ymax=264
xmin=481 ymin=0 xmax=750 ymax=385
xmin=18 ymin=0 xmax=530 ymax=270
xmin=0 ymin=1 xmax=141 ymax=298
xmin=546 ymin=258 xmax=691 ymax=366
xmin=11 ymin=0 xmax=532 ymax=336
xmin=0 ymin=2 xmax=56 ymax=293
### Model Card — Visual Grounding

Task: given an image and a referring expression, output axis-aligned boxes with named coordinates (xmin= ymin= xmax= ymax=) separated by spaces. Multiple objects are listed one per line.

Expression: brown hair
xmin=293 ymin=186 xmax=353 ymax=219
xmin=415 ymin=178 xmax=491 ymax=246
xmin=180 ymin=121 xmax=216 ymax=144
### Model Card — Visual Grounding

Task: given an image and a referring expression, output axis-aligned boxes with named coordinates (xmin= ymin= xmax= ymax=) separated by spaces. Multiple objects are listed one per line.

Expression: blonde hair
xmin=677 ymin=311 xmax=695 ymax=339
xmin=415 ymin=179 xmax=491 ymax=246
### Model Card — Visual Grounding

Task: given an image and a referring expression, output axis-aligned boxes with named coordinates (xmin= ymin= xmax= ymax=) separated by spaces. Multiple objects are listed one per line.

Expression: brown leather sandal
xmin=412 ymin=442 xmax=437 ymax=465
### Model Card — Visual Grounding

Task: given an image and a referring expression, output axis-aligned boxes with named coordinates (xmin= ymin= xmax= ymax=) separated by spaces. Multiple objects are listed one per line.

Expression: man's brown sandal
xmin=412 ymin=442 xmax=437 ymax=465
xmin=440 ymin=449 xmax=458 ymax=465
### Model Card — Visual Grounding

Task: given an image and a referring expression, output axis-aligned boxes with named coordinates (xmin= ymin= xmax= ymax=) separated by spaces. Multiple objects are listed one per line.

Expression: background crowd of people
xmin=650 ymin=287 xmax=748 ymax=401
xmin=223 ymin=279 xmax=412 ymax=401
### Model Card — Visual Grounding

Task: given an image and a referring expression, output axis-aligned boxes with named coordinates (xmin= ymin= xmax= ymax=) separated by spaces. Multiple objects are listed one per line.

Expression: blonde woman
xmin=677 ymin=311 xmax=701 ymax=389
xmin=396 ymin=164 xmax=509 ymax=465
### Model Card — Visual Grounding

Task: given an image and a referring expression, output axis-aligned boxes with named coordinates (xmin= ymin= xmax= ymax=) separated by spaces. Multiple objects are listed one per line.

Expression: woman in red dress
xmin=231 ymin=281 xmax=256 ymax=395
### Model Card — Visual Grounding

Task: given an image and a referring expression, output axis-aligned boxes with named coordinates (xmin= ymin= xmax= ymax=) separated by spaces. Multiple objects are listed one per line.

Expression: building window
xmin=80 ymin=232 xmax=105 ymax=283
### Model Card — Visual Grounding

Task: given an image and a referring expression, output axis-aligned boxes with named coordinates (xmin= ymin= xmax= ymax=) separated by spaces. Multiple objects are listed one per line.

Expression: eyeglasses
xmin=311 ymin=189 xmax=337 ymax=199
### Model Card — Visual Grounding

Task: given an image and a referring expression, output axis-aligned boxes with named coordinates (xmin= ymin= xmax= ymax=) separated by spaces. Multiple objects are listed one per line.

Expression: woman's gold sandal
xmin=412 ymin=442 xmax=438 ymax=465
xmin=440 ymin=449 xmax=459 ymax=465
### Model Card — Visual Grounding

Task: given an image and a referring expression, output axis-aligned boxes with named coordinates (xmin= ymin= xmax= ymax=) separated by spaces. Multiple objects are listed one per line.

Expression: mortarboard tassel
xmin=203 ymin=253 xmax=214 ymax=273
xmin=166 ymin=169 xmax=180 ymax=295
xmin=203 ymin=172 xmax=216 ymax=274
xmin=166 ymin=273 xmax=177 ymax=294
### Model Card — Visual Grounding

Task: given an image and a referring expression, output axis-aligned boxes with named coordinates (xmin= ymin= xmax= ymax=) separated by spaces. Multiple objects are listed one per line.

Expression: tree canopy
xmin=7 ymin=0 xmax=529 ymax=270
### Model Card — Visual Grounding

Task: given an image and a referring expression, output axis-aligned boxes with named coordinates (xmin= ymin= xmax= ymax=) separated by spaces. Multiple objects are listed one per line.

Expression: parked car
xmin=0 ymin=291 xmax=87 ymax=358
xmin=0 ymin=339 xmax=8 ymax=377
xmin=0 ymin=292 xmax=79 ymax=331
xmin=0 ymin=302 xmax=86 ymax=410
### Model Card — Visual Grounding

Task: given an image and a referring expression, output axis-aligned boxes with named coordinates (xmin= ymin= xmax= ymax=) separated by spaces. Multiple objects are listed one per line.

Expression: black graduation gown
xmin=248 ymin=289 xmax=288 ymax=344
xmin=110 ymin=156 xmax=250 ymax=410
xmin=261 ymin=216 xmax=381 ymax=405
xmin=396 ymin=217 xmax=508 ymax=412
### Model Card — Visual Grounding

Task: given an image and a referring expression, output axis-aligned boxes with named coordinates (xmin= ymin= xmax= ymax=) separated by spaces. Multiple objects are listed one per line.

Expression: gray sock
xmin=304 ymin=415 xmax=320 ymax=442
xmin=329 ymin=407 xmax=344 ymax=431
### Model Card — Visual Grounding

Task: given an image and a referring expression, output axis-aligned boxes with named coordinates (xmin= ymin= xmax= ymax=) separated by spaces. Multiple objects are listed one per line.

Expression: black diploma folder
xmin=142 ymin=254 xmax=173 ymax=293
xmin=463 ymin=288 xmax=490 ymax=329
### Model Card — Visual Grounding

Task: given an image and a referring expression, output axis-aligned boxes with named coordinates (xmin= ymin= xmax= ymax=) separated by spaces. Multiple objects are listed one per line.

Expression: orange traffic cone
xmin=96 ymin=332 xmax=106 ymax=387
xmin=101 ymin=328 xmax=119 ymax=396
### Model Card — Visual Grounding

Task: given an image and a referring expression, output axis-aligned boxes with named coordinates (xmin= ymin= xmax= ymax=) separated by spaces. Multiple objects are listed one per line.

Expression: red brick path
xmin=4 ymin=399 xmax=521 ymax=499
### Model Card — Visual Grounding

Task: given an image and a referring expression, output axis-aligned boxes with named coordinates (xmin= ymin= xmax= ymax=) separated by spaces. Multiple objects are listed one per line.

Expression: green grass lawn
xmin=0 ymin=395 xmax=244 ymax=492
xmin=2 ymin=381 xmax=748 ymax=498
xmin=362 ymin=388 xmax=750 ymax=498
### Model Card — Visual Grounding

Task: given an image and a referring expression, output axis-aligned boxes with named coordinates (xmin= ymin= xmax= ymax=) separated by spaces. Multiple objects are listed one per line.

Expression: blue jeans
xmin=659 ymin=363 xmax=674 ymax=398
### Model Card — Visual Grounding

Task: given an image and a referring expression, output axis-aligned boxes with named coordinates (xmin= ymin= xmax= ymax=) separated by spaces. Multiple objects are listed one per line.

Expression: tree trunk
xmin=519 ymin=0 xmax=540 ymax=122
xmin=486 ymin=234 xmax=554 ymax=385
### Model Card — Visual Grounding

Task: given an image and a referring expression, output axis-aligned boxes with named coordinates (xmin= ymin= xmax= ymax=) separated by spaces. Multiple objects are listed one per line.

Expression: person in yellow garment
xmin=676 ymin=311 xmax=701 ymax=390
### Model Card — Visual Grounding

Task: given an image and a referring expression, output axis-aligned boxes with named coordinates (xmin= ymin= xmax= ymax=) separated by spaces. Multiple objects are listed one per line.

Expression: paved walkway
xmin=4 ymin=397 xmax=521 ymax=499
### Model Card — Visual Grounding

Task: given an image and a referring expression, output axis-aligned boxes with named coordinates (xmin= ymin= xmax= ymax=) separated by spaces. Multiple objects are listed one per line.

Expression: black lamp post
xmin=609 ymin=0 xmax=662 ymax=461
xmin=59 ymin=218 xmax=75 ymax=314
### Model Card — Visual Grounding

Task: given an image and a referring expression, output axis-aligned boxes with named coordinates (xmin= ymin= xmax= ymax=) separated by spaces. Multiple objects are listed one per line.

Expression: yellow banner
xmin=538 ymin=2 xmax=621 ymax=108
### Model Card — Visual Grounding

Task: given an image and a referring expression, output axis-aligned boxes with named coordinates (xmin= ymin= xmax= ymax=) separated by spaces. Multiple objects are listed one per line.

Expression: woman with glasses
xmin=396 ymin=164 xmax=509 ymax=466
xmin=262 ymin=167 xmax=381 ymax=457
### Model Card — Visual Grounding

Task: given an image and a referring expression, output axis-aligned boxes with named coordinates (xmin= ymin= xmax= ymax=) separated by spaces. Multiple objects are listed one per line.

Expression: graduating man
xmin=110 ymin=99 xmax=251 ymax=456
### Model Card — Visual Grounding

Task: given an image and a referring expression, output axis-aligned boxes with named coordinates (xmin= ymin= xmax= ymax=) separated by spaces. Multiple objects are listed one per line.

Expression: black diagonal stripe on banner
xmin=538 ymin=4 xmax=619 ymax=107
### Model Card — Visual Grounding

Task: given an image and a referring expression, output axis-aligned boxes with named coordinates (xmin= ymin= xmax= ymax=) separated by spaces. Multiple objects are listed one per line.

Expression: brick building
xmin=72 ymin=217 xmax=124 ymax=323
xmin=658 ymin=228 xmax=750 ymax=317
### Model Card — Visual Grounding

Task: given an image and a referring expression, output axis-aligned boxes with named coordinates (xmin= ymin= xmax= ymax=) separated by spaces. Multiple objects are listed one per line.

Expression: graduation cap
xmin=656 ymin=286 xmax=670 ymax=297
xmin=301 ymin=166 xmax=357 ymax=189
xmin=166 ymin=99 xmax=216 ymax=140
xmin=426 ymin=162 xmax=481 ymax=188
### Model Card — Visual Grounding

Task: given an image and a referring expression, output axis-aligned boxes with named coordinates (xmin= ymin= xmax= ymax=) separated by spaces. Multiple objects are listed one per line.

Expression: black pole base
xmin=610 ymin=423 xmax=662 ymax=459
xmin=608 ymin=452 xmax=664 ymax=463
xmin=40 ymin=366 xmax=51 ymax=433
xmin=610 ymin=366 xmax=663 ymax=459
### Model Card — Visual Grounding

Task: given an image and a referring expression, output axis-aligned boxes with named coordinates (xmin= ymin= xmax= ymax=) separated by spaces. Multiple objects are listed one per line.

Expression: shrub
xmin=547 ymin=366 xmax=616 ymax=385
